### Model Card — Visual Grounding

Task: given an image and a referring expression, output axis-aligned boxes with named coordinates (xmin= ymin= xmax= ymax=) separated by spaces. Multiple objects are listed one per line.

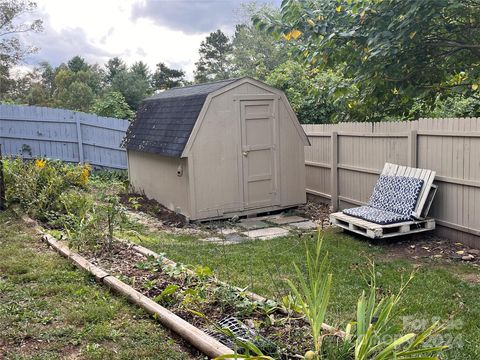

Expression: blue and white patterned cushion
xmin=343 ymin=206 xmax=411 ymax=225
xmin=367 ymin=175 xmax=424 ymax=216
xmin=342 ymin=175 xmax=424 ymax=225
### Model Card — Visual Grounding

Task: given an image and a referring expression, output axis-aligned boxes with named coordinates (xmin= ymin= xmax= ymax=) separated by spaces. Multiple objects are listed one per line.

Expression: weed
xmin=154 ymin=284 xmax=180 ymax=306
xmin=286 ymin=232 xmax=332 ymax=357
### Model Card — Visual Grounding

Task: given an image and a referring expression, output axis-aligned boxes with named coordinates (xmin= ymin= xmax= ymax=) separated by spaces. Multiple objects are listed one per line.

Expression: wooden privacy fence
xmin=303 ymin=118 xmax=480 ymax=248
xmin=0 ymin=104 xmax=129 ymax=169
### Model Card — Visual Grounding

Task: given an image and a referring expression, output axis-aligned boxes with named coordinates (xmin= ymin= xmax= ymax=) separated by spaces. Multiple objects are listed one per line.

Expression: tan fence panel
xmin=303 ymin=118 xmax=480 ymax=248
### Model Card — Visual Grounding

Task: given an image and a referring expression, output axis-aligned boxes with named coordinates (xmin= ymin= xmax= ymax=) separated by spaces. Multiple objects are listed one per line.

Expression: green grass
xmin=0 ymin=211 xmax=199 ymax=360
xmin=121 ymin=225 xmax=480 ymax=360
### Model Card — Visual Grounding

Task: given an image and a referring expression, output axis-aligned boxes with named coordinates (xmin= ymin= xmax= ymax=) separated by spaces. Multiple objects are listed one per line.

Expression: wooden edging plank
xmin=22 ymin=214 xmax=345 ymax=351
xmin=102 ymin=276 xmax=232 ymax=358
xmin=23 ymin=218 xmax=233 ymax=358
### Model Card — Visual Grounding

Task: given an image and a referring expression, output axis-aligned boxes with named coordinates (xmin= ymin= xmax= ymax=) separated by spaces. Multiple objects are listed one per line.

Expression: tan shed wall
xmin=187 ymin=82 xmax=306 ymax=220
xmin=188 ymin=83 xmax=272 ymax=219
xmin=303 ymin=118 xmax=480 ymax=249
xmin=127 ymin=150 xmax=190 ymax=218
xmin=278 ymin=98 xmax=307 ymax=205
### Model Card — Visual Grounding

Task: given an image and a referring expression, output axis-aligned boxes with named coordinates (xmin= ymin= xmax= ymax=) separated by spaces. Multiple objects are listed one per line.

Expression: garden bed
xmin=80 ymin=239 xmax=315 ymax=359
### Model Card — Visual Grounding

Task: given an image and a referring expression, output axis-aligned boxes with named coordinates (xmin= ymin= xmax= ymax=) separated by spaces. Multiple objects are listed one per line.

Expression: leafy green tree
xmin=105 ymin=57 xmax=127 ymax=84
xmin=91 ymin=91 xmax=134 ymax=119
xmin=38 ymin=61 xmax=56 ymax=95
xmin=67 ymin=56 xmax=89 ymax=73
xmin=254 ymin=0 xmax=480 ymax=121
xmin=194 ymin=29 xmax=233 ymax=83
xmin=266 ymin=60 xmax=359 ymax=124
xmin=0 ymin=0 xmax=43 ymax=101
xmin=151 ymin=62 xmax=185 ymax=90
xmin=111 ymin=70 xmax=151 ymax=110
xmin=55 ymin=80 xmax=94 ymax=112
xmin=231 ymin=4 xmax=290 ymax=80
xmin=131 ymin=61 xmax=150 ymax=82
xmin=52 ymin=66 xmax=101 ymax=111
xmin=25 ymin=83 xmax=51 ymax=106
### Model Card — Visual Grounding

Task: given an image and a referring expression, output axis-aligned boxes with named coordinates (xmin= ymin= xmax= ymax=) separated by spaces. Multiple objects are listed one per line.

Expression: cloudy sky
xmin=22 ymin=0 xmax=281 ymax=79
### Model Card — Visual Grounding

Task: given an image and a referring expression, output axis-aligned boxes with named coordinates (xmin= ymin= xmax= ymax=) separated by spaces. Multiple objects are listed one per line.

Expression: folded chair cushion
xmin=342 ymin=175 xmax=424 ymax=225
xmin=343 ymin=206 xmax=412 ymax=225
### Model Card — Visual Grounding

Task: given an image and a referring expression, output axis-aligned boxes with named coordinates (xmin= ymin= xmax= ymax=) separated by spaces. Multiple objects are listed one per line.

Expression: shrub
xmin=4 ymin=158 xmax=90 ymax=222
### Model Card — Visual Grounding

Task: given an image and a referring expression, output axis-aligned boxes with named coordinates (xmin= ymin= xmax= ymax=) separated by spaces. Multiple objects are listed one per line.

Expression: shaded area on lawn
xmin=0 ymin=211 xmax=200 ymax=360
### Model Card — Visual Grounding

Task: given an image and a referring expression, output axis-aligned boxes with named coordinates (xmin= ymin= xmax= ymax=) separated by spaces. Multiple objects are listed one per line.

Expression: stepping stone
xmin=201 ymin=235 xmax=246 ymax=245
xmin=239 ymin=219 xmax=270 ymax=230
xmin=220 ymin=228 xmax=237 ymax=235
xmin=289 ymin=220 xmax=318 ymax=230
xmin=202 ymin=237 xmax=225 ymax=244
xmin=224 ymin=233 xmax=248 ymax=243
xmin=269 ymin=216 xmax=307 ymax=225
xmin=242 ymin=227 xmax=290 ymax=240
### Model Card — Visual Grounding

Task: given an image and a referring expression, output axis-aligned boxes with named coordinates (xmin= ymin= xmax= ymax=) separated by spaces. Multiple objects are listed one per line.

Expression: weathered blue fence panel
xmin=0 ymin=104 xmax=129 ymax=169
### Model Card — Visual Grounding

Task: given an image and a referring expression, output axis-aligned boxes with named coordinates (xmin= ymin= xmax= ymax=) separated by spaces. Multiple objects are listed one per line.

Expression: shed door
xmin=240 ymin=99 xmax=279 ymax=209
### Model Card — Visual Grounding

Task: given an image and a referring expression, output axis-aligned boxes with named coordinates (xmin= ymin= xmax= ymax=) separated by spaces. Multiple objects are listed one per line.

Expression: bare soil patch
xmin=371 ymin=233 xmax=480 ymax=266
xmin=119 ymin=192 xmax=187 ymax=227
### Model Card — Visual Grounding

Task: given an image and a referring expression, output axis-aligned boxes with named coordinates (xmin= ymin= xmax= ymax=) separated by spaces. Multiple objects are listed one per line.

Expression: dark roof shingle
xmin=123 ymin=79 xmax=238 ymax=157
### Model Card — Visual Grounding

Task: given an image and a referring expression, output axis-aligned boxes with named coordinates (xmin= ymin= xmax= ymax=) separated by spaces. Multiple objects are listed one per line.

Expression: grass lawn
xmin=121 ymin=224 xmax=480 ymax=360
xmin=0 ymin=211 xmax=200 ymax=360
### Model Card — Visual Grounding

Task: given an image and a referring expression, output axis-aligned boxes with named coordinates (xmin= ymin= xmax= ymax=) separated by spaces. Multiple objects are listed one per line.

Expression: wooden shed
xmin=123 ymin=77 xmax=310 ymax=221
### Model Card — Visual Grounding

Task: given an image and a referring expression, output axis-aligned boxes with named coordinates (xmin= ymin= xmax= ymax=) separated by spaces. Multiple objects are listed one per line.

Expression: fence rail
xmin=0 ymin=104 xmax=129 ymax=169
xmin=303 ymin=118 xmax=480 ymax=248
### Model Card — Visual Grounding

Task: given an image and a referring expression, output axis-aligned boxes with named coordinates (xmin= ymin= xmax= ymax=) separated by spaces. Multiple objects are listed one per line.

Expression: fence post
xmin=0 ymin=144 xmax=5 ymax=210
xmin=331 ymin=131 xmax=339 ymax=211
xmin=408 ymin=130 xmax=418 ymax=168
xmin=75 ymin=113 xmax=84 ymax=164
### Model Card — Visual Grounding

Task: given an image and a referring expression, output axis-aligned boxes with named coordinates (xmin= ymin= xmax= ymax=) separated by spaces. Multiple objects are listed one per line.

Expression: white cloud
xmin=27 ymin=0 xmax=210 ymax=78
xmin=21 ymin=0 xmax=280 ymax=79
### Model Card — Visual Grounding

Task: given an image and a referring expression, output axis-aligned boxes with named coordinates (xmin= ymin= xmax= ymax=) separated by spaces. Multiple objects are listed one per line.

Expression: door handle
xmin=242 ymin=151 xmax=248 ymax=157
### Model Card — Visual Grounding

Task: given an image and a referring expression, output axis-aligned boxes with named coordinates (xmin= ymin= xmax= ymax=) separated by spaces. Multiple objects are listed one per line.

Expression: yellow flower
xmin=35 ymin=159 xmax=46 ymax=169
xmin=290 ymin=29 xmax=302 ymax=40
xmin=282 ymin=29 xmax=302 ymax=41
xmin=80 ymin=164 xmax=91 ymax=186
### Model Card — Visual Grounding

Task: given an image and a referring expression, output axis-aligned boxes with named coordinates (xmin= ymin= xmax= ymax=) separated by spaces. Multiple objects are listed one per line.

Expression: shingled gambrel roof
xmin=123 ymin=79 xmax=238 ymax=157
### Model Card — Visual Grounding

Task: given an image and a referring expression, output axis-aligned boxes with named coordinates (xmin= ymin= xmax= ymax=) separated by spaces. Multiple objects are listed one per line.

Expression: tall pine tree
xmin=194 ymin=30 xmax=233 ymax=83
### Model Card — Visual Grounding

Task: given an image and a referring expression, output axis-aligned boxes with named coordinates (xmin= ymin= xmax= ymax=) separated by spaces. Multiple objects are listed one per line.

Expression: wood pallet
xmin=330 ymin=212 xmax=435 ymax=239
xmin=381 ymin=163 xmax=436 ymax=219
